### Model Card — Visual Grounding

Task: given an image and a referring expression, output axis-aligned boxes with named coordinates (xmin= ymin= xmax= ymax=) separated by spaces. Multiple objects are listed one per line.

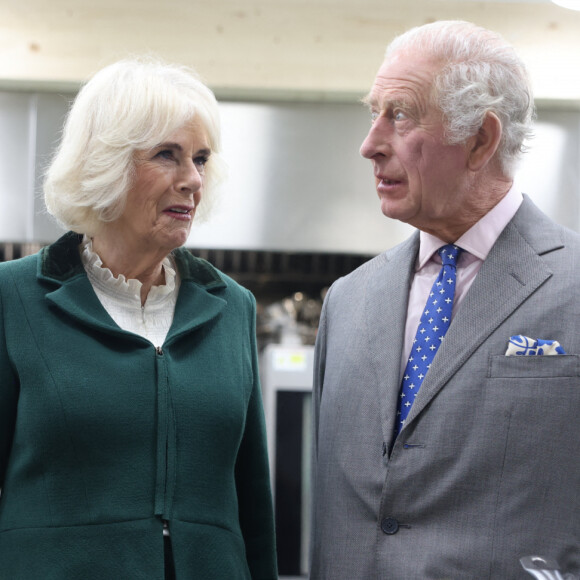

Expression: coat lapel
xmin=404 ymin=197 xmax=562 ymax=428
xmin=39 ymin=233 xmax=126 ymax=338
xmin=40 ymin=233 xmax=227 ymax=343
xmin=165 ymin=279 xmax=227 ymax=344
xmin=364 ymin=232 xmax=419 ymax=448
xmin=46 ymin=277 xmax=127 ymax=337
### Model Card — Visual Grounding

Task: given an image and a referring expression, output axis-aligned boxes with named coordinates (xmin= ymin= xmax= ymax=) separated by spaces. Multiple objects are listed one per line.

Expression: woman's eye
xmin=194 ymin=156 xmax=209 ymax=170
xmin=155 ymin=149 xmax=174 ymax=160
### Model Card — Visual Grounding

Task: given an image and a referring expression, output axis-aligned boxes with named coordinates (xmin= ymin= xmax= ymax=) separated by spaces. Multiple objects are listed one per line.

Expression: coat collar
xmin=38 ymin=232 xmax=228 ymax=343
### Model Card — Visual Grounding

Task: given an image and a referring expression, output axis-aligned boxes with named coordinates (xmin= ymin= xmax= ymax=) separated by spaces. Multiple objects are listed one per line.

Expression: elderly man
xmin=310 ymin=20 xmax=580 ymax=579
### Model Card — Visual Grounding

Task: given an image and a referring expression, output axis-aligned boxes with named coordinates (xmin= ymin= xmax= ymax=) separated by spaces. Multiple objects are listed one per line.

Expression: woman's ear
xmin=467 ymin=111 xmax=503 ymax=172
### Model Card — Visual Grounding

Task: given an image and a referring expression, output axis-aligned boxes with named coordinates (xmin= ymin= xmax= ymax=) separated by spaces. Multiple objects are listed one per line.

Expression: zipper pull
xmin=162 ymin=519 xmax=170 ymax=537
xmin=156 ymin=346 xmax=163 ymax=356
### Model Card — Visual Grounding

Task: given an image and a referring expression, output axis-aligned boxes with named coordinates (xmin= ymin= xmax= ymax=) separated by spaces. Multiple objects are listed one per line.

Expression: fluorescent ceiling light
xmin=551 ymin=0 xmax=580 ymax=10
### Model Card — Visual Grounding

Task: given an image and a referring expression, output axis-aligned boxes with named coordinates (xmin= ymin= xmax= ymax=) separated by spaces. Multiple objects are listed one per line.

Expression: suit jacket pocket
xmin=488 ymin=354 xmax=579 ymax=378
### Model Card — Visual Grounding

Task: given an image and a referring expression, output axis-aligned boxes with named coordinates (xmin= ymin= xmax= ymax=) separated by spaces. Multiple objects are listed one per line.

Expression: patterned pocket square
xmin=506 ymin=335 xmax=566 ymax=356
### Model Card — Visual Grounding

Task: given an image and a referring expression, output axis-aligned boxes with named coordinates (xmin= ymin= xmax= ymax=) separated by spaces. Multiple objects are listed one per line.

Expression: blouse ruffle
xmin=79 ymin=236 xmax=180 ymax=346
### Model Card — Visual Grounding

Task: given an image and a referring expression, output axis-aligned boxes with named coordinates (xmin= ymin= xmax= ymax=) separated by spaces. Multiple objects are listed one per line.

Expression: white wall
xmin=1 ymin=0 xmax=580 ymax=103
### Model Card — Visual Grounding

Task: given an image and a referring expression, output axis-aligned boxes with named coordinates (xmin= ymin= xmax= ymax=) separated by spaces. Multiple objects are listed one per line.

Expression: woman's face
xmin=113 ymin=119 xmax=211 ymax=256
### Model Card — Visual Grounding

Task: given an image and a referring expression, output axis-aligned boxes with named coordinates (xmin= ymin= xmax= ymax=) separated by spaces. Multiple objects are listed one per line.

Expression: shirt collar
xmin=417 ymin=185 xmax=523 ymax=269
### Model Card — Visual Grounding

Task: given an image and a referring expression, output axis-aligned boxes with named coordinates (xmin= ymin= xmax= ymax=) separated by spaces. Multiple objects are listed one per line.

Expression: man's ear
xmin=467 ymin=111 xmax=502 ymax=172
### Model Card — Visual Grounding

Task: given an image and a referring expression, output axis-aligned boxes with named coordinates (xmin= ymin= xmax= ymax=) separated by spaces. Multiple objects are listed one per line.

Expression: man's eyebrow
xmin=361 ymin=94 xmax=410 ymax=112
xmin=361 ymin=93 xmax=374 ymax=108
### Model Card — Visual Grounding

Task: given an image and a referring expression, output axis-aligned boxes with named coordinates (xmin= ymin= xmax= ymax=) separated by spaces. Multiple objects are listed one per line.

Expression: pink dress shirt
xmin=399 ymin=187 xmax=524 ymax=379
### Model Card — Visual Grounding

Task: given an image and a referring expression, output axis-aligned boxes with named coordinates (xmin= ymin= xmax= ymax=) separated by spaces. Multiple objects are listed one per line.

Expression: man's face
xmin=360 ymin=50 xmax=474 ymax=239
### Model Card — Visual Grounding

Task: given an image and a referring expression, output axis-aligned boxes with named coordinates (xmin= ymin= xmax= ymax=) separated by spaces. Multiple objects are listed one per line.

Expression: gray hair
xmin=386 ymin=20 xmax=535 ymax=176
xmin=44 ymin=57 xmax=226 ymax=235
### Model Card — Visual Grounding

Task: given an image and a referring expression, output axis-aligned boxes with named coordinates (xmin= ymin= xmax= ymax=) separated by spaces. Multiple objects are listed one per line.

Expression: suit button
xmin=381 ymin=517 xmax=399 ymax=535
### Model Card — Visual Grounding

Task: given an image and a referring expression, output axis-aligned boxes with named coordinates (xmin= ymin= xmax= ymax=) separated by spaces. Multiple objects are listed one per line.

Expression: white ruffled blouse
xmin=80 ymin=237 xmax=180 ymax=347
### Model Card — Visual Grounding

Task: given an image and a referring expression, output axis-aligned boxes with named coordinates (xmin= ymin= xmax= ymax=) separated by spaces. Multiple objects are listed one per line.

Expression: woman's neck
xmin=90 ymin=235 xmax=167 ymax=306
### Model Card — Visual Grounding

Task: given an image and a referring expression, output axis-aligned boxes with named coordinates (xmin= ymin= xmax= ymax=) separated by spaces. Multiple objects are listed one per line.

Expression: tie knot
xmin=438 ymin=244 xmax=462 ymax=267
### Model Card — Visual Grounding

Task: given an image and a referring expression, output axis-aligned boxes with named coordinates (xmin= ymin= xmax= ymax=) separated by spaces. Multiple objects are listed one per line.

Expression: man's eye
xmin=394 ymin=110 xmax=407 ymax=122
xmin=370 ymin=111 xmax=379 ymax=123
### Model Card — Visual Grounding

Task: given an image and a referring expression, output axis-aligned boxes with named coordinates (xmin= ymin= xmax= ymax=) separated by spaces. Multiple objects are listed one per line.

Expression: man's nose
xmin=360 ymin=117 xmax=391 ymax=159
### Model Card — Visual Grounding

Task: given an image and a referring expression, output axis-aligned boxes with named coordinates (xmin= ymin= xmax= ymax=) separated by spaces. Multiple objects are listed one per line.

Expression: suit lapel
xmin=364 ymin=232 xmax=419 ymax=447
xmin=404 ymin=197 xmax=562 ymax=428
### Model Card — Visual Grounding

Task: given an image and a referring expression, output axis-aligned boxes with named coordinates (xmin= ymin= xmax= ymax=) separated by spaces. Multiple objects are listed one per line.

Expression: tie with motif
xmin=395 ymin=244 xmax=463 ymax=437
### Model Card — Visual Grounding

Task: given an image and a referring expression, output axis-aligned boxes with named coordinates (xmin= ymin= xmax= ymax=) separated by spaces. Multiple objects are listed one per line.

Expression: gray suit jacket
xmin=310 ymin=196 xmax=580 ymax=579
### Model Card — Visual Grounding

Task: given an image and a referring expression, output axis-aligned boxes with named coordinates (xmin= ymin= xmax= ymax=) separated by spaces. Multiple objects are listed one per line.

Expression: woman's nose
xmin=177 ymin=161 xmax=203 ymax=194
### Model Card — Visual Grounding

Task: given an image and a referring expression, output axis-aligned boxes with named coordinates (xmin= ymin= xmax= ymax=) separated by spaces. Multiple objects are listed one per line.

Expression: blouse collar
xmin=80 ymin=236 xmax=178 ymax=306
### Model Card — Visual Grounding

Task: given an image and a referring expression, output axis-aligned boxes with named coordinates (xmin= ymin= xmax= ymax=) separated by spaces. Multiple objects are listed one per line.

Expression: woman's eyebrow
xmin=153 ymin=143 xmax=211 ymax=156
xmin=154 ymin=141 xmax=181 ymax=151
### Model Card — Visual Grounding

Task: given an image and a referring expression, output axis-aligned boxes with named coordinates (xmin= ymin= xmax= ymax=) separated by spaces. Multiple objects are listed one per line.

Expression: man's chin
xmin=379 ymin=199 xmax=415 ymax=225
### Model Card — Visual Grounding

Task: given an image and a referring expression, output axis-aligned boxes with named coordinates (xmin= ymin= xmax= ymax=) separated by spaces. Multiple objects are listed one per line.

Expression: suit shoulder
xmin=334 ymin=252 xmax=386 ymax=287
xmin=558 ymin=224 xmax=580 ymax=248
xmin=513 ymin=196 xmax=580 ymax=254
xmin=328 ymin=236 xmax=416 ymax=297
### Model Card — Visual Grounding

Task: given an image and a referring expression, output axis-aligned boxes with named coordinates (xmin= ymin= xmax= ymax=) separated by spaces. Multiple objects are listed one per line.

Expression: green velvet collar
xmin=39 ymin=231 xmax=227 ymax=291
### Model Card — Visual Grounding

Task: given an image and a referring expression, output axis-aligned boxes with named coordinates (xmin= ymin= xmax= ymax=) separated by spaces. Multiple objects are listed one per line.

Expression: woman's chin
xmin=156 ymin=227 xmax=192 ymax=253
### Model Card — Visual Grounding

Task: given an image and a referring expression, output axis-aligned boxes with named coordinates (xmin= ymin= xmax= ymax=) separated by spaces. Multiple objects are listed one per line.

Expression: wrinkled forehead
xmin=364 ymin=50 xmax=443 ymax=109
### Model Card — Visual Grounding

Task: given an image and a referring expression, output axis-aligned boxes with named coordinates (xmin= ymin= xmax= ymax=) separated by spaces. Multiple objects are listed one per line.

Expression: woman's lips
xmin=164 ymin=206 xmax=194 ymax=220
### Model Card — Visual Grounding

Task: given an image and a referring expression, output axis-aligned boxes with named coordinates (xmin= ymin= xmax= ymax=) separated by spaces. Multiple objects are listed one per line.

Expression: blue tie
xmin=395 ymin=244 xmax=463 ymax=437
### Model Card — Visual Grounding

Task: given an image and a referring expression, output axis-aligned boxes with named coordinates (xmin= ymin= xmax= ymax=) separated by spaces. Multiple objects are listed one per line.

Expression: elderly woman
xmin=0 ymin=59 xmax=277 ymax=579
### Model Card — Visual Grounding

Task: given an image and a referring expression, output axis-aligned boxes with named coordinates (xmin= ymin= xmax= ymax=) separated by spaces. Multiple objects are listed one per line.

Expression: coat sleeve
xmin=0 ymin=284 xmax=19 ymax=491
xmin=235 ymin=290 xmax=278 ymax=580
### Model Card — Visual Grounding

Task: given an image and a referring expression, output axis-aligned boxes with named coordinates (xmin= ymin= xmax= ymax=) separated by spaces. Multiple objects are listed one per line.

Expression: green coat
xmin=0 ymin=232 xmax=277 ymax=579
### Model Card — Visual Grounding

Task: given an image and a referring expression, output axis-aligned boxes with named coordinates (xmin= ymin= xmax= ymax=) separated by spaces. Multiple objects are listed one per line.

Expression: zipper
xmin=155 ymin=345 xmax=171 ymax=538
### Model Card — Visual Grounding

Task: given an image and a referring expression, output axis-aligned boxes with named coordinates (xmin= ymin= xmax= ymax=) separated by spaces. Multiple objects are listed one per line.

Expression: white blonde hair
xmin=44 ymin=57 xmax=225 ymax=235
xmin=386 ymin=20 xmax=535 ymax=177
